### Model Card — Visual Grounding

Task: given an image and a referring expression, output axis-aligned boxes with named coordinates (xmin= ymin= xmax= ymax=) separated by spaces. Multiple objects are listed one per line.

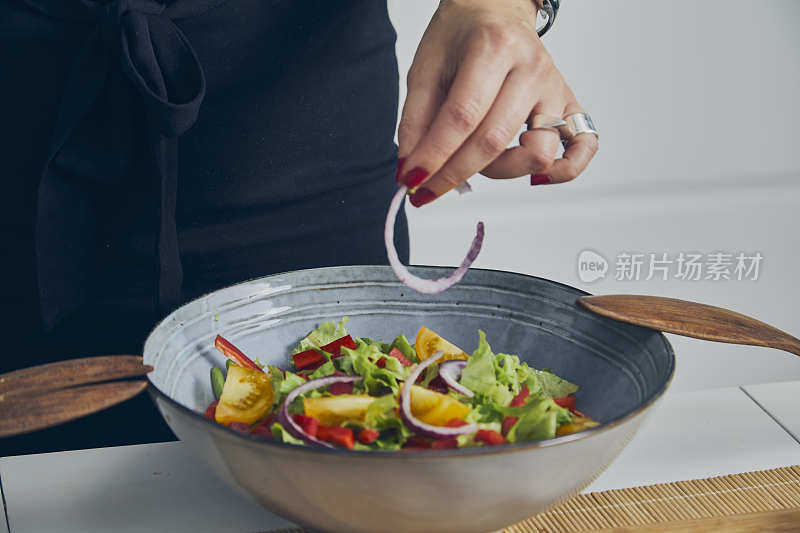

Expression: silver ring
xmin=530 ymin=112 xmax=598 ymax=144
xmin=530 ymin=114 xmax=566 ymax=130
xmin=564 ymin=113 xmax=598 ymax=140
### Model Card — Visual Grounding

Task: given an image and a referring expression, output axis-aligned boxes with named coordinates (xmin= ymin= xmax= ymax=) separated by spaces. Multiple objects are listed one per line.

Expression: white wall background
xmin=388 ymin=0 xmax=800 ymax=392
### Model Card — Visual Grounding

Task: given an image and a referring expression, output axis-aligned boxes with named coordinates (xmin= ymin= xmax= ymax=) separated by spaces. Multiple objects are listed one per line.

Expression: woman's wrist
xmin=438 ymin=0 xmax=553 ymax=36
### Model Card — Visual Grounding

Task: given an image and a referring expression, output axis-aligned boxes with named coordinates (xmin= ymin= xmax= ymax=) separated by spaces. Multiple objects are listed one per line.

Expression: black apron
xmin=0 ymin=0 xmax=408 ymax=456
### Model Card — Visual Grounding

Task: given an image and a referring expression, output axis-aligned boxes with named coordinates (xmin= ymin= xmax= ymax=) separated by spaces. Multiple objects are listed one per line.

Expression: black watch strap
xmin=536 ymin=0 xmax=560 ymax=37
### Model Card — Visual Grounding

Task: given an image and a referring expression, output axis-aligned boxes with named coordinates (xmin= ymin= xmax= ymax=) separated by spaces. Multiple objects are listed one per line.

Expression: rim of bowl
xmin=144 ymin=265 xmax=676 ymax=458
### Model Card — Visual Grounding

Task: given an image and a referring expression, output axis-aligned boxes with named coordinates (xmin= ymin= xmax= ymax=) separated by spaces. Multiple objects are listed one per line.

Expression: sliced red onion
xmin=438 ymin=360 xmax=473 ymax=398
xmin=400 ymin=351 xmax=478 ymax=439
xmin=454 ymin=181 xmax=472 ymax=195
xmin=385 ymin=186 xmax=484 ymax=294
xmin=277 ymin=375 xmax=362 ymax=447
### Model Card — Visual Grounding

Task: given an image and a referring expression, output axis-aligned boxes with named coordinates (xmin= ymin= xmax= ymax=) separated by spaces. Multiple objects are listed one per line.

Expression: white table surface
xmin=2 ymin=382 xmax=800 ymax=533
xmin=743 ymin=380 xmax=800 ymax=445
xmin=584 ymin=384 xmax=800 ymax=493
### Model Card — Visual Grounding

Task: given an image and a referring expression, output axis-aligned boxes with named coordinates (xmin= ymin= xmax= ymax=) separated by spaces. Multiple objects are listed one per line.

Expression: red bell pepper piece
xmin=357 ymin=428 xmax=380 ymax=444
xmin=403 ymin=436 xmax=432 ymax=449
xmin=445 ymin=418 xmax=468 ymax=427
xmin=292 ymin=335 xmax=358 ymax=371
xmin=500 ymin=385 xmax=531 ymax=436
xmin=214 ymin=335 xmax=262 ymax=371
xmin=317 ymin=426 xmax=355 ymax=449
xmin=328 ymin=381 xmax=353 ymax=395
xmin=229 ymin=422 xmax=251 ymax=433
xmin=510 ymin=385 xmax=530 ymax=407
xmin=250 ymin=414 xmax=277 ymax=440
xmin=475 ymin=429 xmax=506 ymax=446
xmin=387 ymin=347 xmax=414 ymax=367
xmin=292 ymin=414 xmax=319 ymax=438
xmin=320 ymin=335 xmax=357 ymax=356
xmin=292 ymin=349 xmax=327 ymax=371
xmin=553 ymin=395 xmax=576 ymax=411
xmin=251 ymin=425 xmax=273 ymax=440
xmin=204 ymin=400 xmax=218 ymax=420
xmin=501 ymin=416 xmax=518 ymax=437
xmin=431 ymin=438 xmax=458 ymax=449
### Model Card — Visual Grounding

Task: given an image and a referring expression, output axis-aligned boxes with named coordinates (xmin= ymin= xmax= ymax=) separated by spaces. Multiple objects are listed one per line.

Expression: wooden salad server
xmin=0 ymin=355 xmax=152 ymax=438
xmin=578 ymin=294 xmax=800 ymax=357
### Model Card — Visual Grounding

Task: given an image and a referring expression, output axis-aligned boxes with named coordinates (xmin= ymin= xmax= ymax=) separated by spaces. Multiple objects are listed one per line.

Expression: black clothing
xmin=1 ymin=0 xmax=408 ymax=456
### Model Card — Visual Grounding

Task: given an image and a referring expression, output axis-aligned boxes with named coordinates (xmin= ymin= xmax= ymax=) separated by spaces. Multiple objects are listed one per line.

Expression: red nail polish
xmin=530 ymin=174 xmax=551 ymax=186
xmin=399 ymin=167 xmax=429 ymax=189
xmin=409 ymin=187 xmax=436 ymax=208
xmin=395 ymin=157 xmax=407 ymax=183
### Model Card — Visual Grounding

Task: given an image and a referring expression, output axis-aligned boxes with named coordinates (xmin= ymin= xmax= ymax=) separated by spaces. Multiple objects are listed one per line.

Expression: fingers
xmin=407 ymin=69 xmax=538 ymax=204
xmin=546 ymin=100 xmax=598 ymax=184
xmin=482 ymin=99 xmax=598 ymax=185
xmin=397 ymin=56 xmax=446 ymax=166
xmin=480 ymin=85 xmax=565 ymax=179
xmin=397 ymin=41 xmax=511 ymax=190
xmin=547 ymin=132 xmax=599 ymax=184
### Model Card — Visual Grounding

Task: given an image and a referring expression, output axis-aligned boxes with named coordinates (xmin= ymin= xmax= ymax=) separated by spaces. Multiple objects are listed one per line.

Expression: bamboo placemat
xmin=265 ymin=465 xmax=800 ymax=532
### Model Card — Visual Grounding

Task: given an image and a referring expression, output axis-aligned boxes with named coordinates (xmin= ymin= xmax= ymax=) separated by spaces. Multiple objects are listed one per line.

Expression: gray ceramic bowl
xmin=144 ymin=266 xmax=674 ymax=533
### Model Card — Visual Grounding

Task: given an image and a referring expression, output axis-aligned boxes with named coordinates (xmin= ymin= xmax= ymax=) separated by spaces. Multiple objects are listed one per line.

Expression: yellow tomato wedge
xmin=415 ymin=326 xmax=469 ymax=362
xmin=555 ymin=416 xmax=600 ymax=436
xmin=215 ymin=365 xmax=273 ymax=425
xmin=303 ymin=395 xmax=376 ymax=426
xmin=409 ymin=385 xmax=470 ymax=426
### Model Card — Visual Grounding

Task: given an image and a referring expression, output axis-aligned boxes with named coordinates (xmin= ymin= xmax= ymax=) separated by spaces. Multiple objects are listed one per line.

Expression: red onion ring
xmin=438 ymin=360 xmax=473 ymax=398
xmin=400 ymin=351 xmax=478 ymax=439
xmin=385 ymin=186 xmax=484 ymax=294
xmin=277 ymin=375 xmax=362 ymax=447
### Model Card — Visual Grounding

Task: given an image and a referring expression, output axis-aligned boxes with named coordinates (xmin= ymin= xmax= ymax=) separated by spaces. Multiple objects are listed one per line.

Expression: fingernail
xmin=395 ymin=157 xmax=407 ymax=183
xmin=399 ymin=167 xmax=429 ymax=189
xmin=530 ymin=174 xmax=551 ymax=186
xmin=409 ymin=187 xmax=436 ymax=208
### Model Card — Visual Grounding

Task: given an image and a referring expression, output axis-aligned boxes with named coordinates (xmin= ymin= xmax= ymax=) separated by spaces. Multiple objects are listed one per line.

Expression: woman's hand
xmin=396 ymin=0 xmax=597 ymax=207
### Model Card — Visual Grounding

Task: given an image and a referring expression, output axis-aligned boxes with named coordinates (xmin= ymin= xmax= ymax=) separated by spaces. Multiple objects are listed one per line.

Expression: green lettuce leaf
xmin=364 ymin=394 xmax=397 ymax=427
xmin=527 ymin=369 xmax=579 ymax=398
xmin=270 ymin=369 xmax=306 ymax=412
xmin=418 ymin=364 xmax=439 ymax=388
xmin=504 ymin=397 xmax=570 ymax=442
xmin=308 ymin=360 xmax=336 ymax=379
xmin=293 ymin=317 xmax=349 ymax=354
xmin=466 ymin=400 xmax=505 ymax=425
xmin=459 ymin=330 xmax=512 ymax=406
xmin=362 ymin=394 xmax=410 ymax=450
xmin=265 ymin=365 xmax=306 ymax=409
xmin=339 ymin=339 xmax=411 ymax=395
xmin=373 ymin=417 xmax=411 ymax=450
xmin=270 ymin=423 xmax=305 ymax=445
xmin=359 ymin=337 xmax=393 ymax=354
xmin=390 ymin=334 xmax=418 ymax=363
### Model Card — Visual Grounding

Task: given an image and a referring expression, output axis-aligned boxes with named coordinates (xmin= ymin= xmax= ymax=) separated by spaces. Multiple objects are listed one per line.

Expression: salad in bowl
xmin=203 ymin=318 xmax=598 ymax=450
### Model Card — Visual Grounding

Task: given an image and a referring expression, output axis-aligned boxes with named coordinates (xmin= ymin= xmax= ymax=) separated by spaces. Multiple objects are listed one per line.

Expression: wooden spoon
xmin=0 ymin=355 xmax=152 ymax=438
xmin=578 ymin=294 xmax=800 ymax=357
